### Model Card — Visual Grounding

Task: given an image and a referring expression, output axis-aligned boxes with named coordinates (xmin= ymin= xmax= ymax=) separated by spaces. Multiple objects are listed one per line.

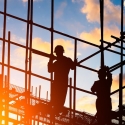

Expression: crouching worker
xmin=48 ymin=45 xmax=77 ymax=115
xmin=91 ymin=66 xmax=112 ymax=125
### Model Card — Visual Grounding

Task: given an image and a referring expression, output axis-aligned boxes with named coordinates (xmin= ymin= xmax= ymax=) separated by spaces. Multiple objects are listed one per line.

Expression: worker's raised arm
xmin=91 ymin=82 xmax=97 ymax=93
xmin=106 ymin=67 xmax=112 ymax=87
xmin=70 ymin=58 xmax=77 ymax=70
xmin=48 ymin=54 xmax=56 ymax=73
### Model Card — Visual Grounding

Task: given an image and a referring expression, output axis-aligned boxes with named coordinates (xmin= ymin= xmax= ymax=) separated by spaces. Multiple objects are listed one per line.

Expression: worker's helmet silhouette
xmin=98 ymin=66 xmax=107 ymax=78
xmin=54 ymin=45 xmax=64 ymax=53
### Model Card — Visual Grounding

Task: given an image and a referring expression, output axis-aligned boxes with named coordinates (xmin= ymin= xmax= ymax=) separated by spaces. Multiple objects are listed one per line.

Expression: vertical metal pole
xmin=25 ymin=0 xmax=30 ymax=95
xmin=2 ymin=0 xmax=7 ymax=76
xmin=35 ymin=87 xmax=38 ymax=125
xmin=28 ymin=0 xmax=33 ymax=95
xmin=7 ymin=31 xmax=10 ymax=92
xmin=0 ymin=74 xmax=2 ymax=125
xmin=119 ymin=73 xmax=122 ymax=125
xmin=5 ymin=76 xmax=7 ymax=125
xmin=50 ymin=0 xmax=54 ymax=98
xmin=73 ymin=39 xmax=77 ymax=123
xmin=25 ymin=0 xmax=31 ymax=124
xmin=38 ymin=86 xmax=41 ymax=125
xmin=119 ymin=0 xmax=124 ymax=124
xmin=31 ymin=86 xmax=35 ymax=125
xmin=5 ymin=31 xmax=11 ymax=125
xmin=1 ymin=0 xmax=7 ymax=124
xmin=69 ymin=78 xmax=72 ymax=123
xmin=27 ymin=0 xmax=33 ymax=123
xmin=39 ymin=85 xmax=41 ymax=99
xmin=99 ymin=0 xmax=104 ymax=68
xmin=50 ymin=0 xmax=54 ymax=124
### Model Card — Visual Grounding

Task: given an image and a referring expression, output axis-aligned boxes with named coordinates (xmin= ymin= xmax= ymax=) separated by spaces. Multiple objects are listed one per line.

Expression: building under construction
xmin=0 ymin=0 xmax=125 ymax=124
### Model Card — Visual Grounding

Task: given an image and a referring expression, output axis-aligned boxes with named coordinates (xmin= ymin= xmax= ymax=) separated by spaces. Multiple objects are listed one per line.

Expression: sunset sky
xmin=0 ymin=0 xmax=125 ymax=120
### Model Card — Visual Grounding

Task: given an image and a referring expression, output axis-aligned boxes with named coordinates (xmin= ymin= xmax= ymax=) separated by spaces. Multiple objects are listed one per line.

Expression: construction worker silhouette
xmin=48 ymin=45 xmax=76 ymax=114
xmin=91 ymin=66 xmax=112 ymax=125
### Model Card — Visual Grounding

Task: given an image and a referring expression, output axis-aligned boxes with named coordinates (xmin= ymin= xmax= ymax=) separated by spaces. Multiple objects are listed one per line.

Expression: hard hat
xmin=98 ymin=66 xmax=107 ymax=75
xmin=54 ymin=45 xmax=64 ymax=53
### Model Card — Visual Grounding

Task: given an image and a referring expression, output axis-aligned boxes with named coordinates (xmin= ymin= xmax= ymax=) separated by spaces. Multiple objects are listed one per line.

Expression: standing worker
xmin=91 ymin=66 xmax=112 ymax=125
xmin=48 ymin=45 xmax=77 ymax=114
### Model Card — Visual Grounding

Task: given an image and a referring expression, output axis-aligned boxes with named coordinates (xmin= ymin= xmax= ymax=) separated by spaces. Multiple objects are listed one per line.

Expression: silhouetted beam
xmin=78 ymin=39 xmax=125 ymax=64
xmin=100 ymin=40 xmax=125 ymax=50
xmin=0 ymin=11 xmax=99 ymax=48
xmin=77 ymin=64 xmax=98 ymax=72
xmin=0 ymin=62 xmax=51 ymax=82
xmin=111 ymin=86 xmax=125 ymax=95
xmin=109 ymin=60 xmax=125 ymax=72
xmin=32 ymin=49 xmax=56 ymax=59
xmin=111 ymin=35 xmax=122 ymax=41
xmin=0 ymin=11 xmax=124 ymax=62
xmin=68 ymin=85 xmax=96 ymax=96
xmin=32 ymin=50 xmax=98 ymax=73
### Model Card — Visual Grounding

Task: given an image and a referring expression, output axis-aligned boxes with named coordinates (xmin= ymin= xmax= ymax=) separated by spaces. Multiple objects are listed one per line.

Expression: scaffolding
xmin=0 ymin=0 xmax=125 ymax=124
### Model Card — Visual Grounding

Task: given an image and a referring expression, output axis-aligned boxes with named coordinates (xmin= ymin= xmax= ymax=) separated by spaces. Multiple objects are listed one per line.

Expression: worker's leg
xmin=105 ymin=98 xmax=112 ymax=125
xmin=53 ymin=84 xmax=68 ymax=114
xmin=96 ymin=99 xmax=105 ymax=125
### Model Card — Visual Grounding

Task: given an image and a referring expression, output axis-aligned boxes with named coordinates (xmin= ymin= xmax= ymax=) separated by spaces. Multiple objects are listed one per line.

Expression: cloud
xmin=12 ymin=37 xmax=81 ymax=69
xmin=32 ymin=37 xmax=51 ymax=54
xmin=81 ymin=0 xmax=122 ymax=25
xmin=11 ymin=34 xmax=26 ymax=45
xmin=32 ymin=37 xmax=80 ymax=58
xmin=54 ymin=38 xmax=80 ymax=58
xmin=76 ymin=74 xmax=125 ymax=114
xmin=55 ymin=2 xmax=67 ymax=19
xmin=76 ymin=96 xmax=96 ymax=114
xmin=112 ymin=74 xmax=125 ymax=92
xmin=79 ymin=25 xmax=120 ymax=46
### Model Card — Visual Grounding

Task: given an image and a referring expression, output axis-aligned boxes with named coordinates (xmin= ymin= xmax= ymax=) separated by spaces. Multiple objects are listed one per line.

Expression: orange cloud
xmin=32 ymin=37 xmax=81 ymax=59
xmin=76 ymin=103 xmax=96 ymax=115
xmin=79 ymin=25 xmax=120 ymax=46
xmin=32 ymin=37 xmax=51 ymax=54
xmin=76 ymin=96 xmax=96 ymax=114
xmin=54 ymin=38 xmax=81 ymax=58
xmin=81 ymin=0 xmax=122 ymax=25
xmin=12 ymin=37 xmax=81 ymax=69
xmin=81 ymin=0 xmax=100 ymax=23
xmin=112 ymin=74 xmax=125 ymax=92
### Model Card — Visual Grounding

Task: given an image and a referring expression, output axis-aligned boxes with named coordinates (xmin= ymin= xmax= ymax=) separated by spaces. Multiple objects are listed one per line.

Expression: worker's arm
xmin=106 ymin=67 xmax=112 ymax=87
xmin=48 ymin=54 xmax=56 ymax=73
xmin=91 ymin=82 xmax=97 ymax=93
xmin=70 ymin=58 xmax=77 ymax=70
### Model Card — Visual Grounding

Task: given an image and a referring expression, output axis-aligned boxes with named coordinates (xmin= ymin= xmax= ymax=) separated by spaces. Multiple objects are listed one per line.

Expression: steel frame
xmin=0 ymin=0 xmax=125 ymax=125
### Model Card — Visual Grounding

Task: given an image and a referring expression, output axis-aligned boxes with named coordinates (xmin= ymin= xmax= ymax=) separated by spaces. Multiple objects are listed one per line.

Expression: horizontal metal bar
xmin=0 ymin=38 xmax=53 ymax=59
xmin=110 ymin=60 xmax=125 ymax=71
xmin=78 ymin=39 xmax=124 ymax=64
xmin=111 ymin=86 xmax=125 ymax=95
xmin=0 ymin=11 xmax=50 ymax=31
xmin=68 ymin=85 xmax=96 ymax=96
xmin=111 ymin=35 xmax=122 ymax=41
xmin=0 ymin=62 xmax=51 ymax=82
xmin=100 ymin=40 xmax=125 ymax=50
xmin=106 ymin=49 xmax=125 ymax=56
xmin=0 ymin=11 xmax=100 ymax=48
xmin=77 ymin=64 xmax=98 ymax=72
